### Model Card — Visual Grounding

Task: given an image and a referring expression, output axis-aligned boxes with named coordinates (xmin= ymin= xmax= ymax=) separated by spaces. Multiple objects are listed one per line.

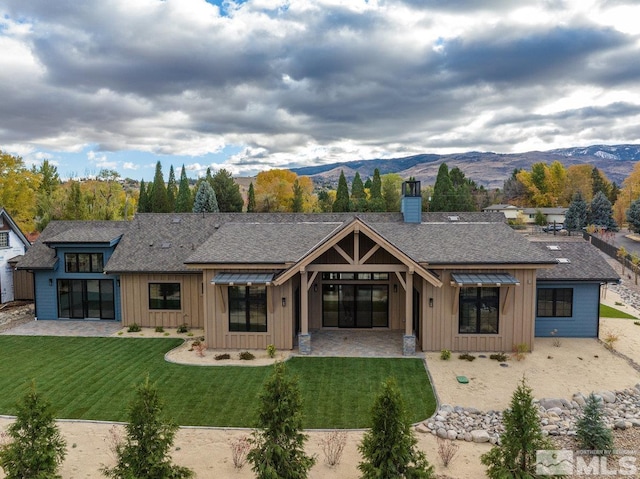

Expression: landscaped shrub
xmin=319 ymin=430 xmax=347 ymax=467
xmin=576 ymin=393 xmax=613 ymax=452
xmin=437 ymin=437 xmax=459 ymax=468
xmin=266 ymin=344 xmax=276 ymax=358
xmin=239 ymin=351 xmax=255 ymax=360
xmin=215 ymin=353 xmax=231 ymax=360
xmin=489 ymin=353 xmax=508 ymax=362
xmin=155 ymin=326 xmax=164 ymax=333
xmin=101 ymin=376 xmax=193 ymax=479
xmin=127 ymin=323 xmax=141 ymax=333
xmin=440 ymin=349 xmax=451 ymax=360
xmin=458 ymin=353 xmax=475 ymax=361
xmin=0 ymin=382 xmax=66 ymax=479
xmin=358 ymin=377 xmax=434 ymax=478
xmin=512 ymin=343 xmax=529 ymax=361
xmin=248 ymin=362 xmax=315 ymax=478
xmin=230 ymin=436 xmax=251 ymax=469
xmin=176 ymin=323 xmax=188 ymax=334
xmin=481 ymin=377 xmax=551 ymax=478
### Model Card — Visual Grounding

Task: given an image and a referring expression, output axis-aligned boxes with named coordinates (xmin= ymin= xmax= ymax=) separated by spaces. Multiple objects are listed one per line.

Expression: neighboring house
xmin=0 ymin=209 xmax=31 ymax=303
xmin=17 ymin=221 xmax=129 ymax=321
xmin=522 ymin=207 xmax=568 ymax=225
xmin=532 ymin=238 xmax=619 ymax=338
xmin=482 ymin=204 xmax=521 ymax=220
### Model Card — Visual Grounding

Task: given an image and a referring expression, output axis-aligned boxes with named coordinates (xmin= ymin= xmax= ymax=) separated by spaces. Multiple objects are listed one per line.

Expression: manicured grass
xmin=0 ymin=337 xmax=435 ymax=428
xmin=600 ymin=303 xmax=637 ymax=319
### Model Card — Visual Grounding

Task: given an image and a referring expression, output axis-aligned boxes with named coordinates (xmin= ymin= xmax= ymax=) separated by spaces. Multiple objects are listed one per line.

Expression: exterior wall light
xmin=429 ymin=298 xmax=434 ymax=307
xmin=282 ymin=297 xmax=286 ymax=307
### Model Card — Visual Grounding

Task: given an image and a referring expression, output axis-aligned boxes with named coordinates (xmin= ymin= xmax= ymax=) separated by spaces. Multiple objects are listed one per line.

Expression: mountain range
xmin=291 ymin=144 xmax=640 ymax=190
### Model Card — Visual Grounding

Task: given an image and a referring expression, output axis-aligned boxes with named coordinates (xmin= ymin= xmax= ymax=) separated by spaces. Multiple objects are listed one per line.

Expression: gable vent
xmin=556 ymin=258 xmax=570 ymax=263
xmin=547 ymin=245 xmax=561 ymax=250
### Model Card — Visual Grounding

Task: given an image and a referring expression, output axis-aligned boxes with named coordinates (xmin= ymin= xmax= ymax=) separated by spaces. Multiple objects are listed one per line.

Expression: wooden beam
xmin=359 ymin=244 xmax=380 ymax=265
xmin=452 ymin=286 xmax=459 ymax=315
xmin=405 ymin=272 xmax=413 ymax=336
xmin=300 ymin=270 xmax=309 ymax=334
xmin=307 ymin=271 xmax=318 ymax=291
xmin=333 ymin=244 xmax=354 ymax=265
xmin=354 ymin=230 xmax=360 ymax=265
xmin=217 ymin=285 xmax=226 ymax=314
xmin=501 ymin=286 xmax=511 ymax=315
xmin=395 ymin=271 xmax=406 ymax=291
xmin=307 ymin=264 xmax=409 ymax=272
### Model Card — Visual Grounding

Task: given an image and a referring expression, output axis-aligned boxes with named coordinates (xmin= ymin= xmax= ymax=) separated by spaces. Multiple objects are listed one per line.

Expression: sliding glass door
xmin=323 ymin=284 xmax=388 ymax=328
xmin=57 ymin=279 xmax=115 ymax=319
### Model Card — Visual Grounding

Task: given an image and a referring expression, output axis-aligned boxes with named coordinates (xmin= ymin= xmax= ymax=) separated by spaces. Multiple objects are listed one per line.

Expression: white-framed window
xmin=0 ymin=232 xmax=9 ymax=248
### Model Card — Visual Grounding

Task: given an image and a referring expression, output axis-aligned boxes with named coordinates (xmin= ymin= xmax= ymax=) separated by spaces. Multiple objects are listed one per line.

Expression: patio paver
xmin=0 ymin=319 xmax=122 ymax=337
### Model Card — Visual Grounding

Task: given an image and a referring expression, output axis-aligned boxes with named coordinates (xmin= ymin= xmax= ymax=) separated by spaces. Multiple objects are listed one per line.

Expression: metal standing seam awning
xmin=449 ymin=272 xmax=520 ymax=315
xmin=211 ymin=273 xmax=276 ymax=313
xmin=450 ymin=272 xmax=520 ymax=287
xmin=211 ymin=272 xmax=274 ymax=286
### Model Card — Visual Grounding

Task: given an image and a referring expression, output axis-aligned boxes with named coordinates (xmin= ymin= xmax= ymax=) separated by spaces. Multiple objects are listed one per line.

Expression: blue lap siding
xmin=534 ymin=282 xmax=601 ymax=338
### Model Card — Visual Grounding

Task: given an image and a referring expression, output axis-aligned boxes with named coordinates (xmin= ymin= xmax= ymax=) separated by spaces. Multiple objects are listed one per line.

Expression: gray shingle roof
xmin=369 ymin=221 xmax=556 ymax=264
xmin=45 ymin=227 xmax=125 ymax=244
xmin=17 ymin=221 xmax=129 ymax=270
xmin=532 ymin=238 xmax=620 ymax=282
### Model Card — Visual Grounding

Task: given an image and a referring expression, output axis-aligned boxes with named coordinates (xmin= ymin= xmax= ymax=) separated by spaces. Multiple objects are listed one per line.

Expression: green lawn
xmin=0 ymin=337 xmax=436 ymax=428
xmin=600 ymin=303 xmax=637 ymax=319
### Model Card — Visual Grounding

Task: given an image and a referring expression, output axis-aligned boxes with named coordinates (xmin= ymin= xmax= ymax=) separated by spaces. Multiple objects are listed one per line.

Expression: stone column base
xmin=403 ymin=334 xmax=416 ymax=356
xmin=298 ymin=333 xmax=311 ymax=355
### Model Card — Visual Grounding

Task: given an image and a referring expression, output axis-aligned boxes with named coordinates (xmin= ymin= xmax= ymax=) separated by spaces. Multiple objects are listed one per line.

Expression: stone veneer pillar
xmin=403 ymin=334 xmax=416 ymax=356
xmin=298 ymin=333 xmax=311 ymax=355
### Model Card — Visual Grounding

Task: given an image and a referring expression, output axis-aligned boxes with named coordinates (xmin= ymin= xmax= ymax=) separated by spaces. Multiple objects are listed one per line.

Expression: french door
xmin=57 ymin=279 xmax=115 ymax=319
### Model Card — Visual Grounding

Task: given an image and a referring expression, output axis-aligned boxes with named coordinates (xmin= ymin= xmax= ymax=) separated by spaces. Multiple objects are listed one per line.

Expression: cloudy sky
xmin=1 ymin=0 xmax=639 ymax=180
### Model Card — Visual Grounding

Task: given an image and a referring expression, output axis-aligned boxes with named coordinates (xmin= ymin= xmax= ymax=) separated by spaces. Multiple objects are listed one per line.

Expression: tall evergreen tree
xmin=332 ymin=170 xmax=351 ymax=212
xmin=481 ymin=377 xmax=551 ymax=478
xmin=291 ymin=179 xmax=304 ymax=212
xmin=192 ymin=181 xmax=219 ymax=213
xmin=351 ymin=172 xmax=367 ymax=211
xmin=564 ymin=191 xmax=588 ymax=232
xmin=431 ymin=163 xmax=454 ymax=212
xmin=247 ymin=182 xmax=256 ymax=213
xmin=358 ymin=378 xmax=434 ymax=479
xmin=211 ymin=168 xmax=244 ymax=212
xmin=34 ymin=159 xmax=61 ymax=231
xmin=102 ymin=377 xmax=193 ymax=479
xmin=369 ymin=168 xmax=386 ymax=212
xmin=627 ymin=198 xmax=640 ymax=233
xmin=248 ymin=363 xmax=315 ymax=479
xmin=63 ymin=181 xmax=88 ymax=220
xmin=150 ymin=161 xmax=170 ymax=213
xmin=137 ymin=179 xmax=149 ymax=213
xmin=589 ymin=191 xmax=618 ymax=231
xmin=591 ymin=167 xmax=610 ymax=199
xmin=175 ymin=165 xmax=193 ymax=213
xmin=381 ymin=173 xmax=402 ymax=212
xmin=317 ymin=190 xmax=333 ymax=213
xmin=166 ymin=165 xmax=177 ymax=212
xmin=0 ymin=382 xmax=66 ymax=479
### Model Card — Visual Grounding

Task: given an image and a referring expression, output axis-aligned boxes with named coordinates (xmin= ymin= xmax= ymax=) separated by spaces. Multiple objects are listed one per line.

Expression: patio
xmin=304 ymin=329 xmax=407 ymax=357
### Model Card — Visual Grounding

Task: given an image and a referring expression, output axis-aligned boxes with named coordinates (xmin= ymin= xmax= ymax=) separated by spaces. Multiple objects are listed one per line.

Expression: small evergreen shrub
xmin=458 ymin=353 xmax=476 ymax=361
xmin=127 ymin=323 xmax=141 ymax=333
xmin=576 ymin=393 xmax=613 ymax=452
xmin=239 ymin=351 xmax=255 ymax=360
xmin=266 ymin=344 xmax=276 ymax=358
xmin=155 ymin=326 xmax=164 ymax=333
xmin=440 ymin=349 xmax=451 ymax=360
xmin=215 ymin=353 xmax=231 ymax=360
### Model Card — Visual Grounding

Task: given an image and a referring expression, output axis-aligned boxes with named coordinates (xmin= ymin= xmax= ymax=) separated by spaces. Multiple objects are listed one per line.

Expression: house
xmin=17 ymin=221 xmax=128 ymax=320
xmin=0 ymin=209 xmax=31 ymax=303
xmin=522 ymin=207 xmax=568 ymax=226
xmin=531 ymin=237 xmax=619 ymax=338
xmin=482 ymin=204 xmax=521 ymax=221
xmin=18 ymin=181 xmax=617 ymax=354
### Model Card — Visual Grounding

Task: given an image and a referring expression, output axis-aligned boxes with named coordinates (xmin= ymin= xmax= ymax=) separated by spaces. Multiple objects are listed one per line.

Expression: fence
xmin=584 ymin=231 xmax=636 ymax=276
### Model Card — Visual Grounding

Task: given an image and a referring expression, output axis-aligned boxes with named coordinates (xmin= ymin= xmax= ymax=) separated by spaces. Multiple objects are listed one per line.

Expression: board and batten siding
xmin=203 ymin=269 xmax=294 ymax=351
xmin=535 ymin=282 xmax=600 ymax=338
xmin=119 ymin=273 xmax=203 ymax=329
xmin=422 ymin=269 xmax=538 ymax=352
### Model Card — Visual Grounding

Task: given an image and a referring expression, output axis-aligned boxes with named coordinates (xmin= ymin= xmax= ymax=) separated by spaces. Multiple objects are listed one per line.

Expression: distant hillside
xmin=291 ymin=144 xmax=640 ymax=189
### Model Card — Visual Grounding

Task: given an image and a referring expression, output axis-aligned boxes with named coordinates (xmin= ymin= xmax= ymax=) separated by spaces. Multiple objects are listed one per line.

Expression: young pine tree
xmin=247 ymin=182 xmax=256 ymax=212
xmin=167 ymin=165 xmax=178 ymax=212
xmin=576 ymin=393 xmax=613 ymax=452
xmin=0 ymin=382 xmax=66 ymax=479
xmin=358 ymin=378 xmax=434 ymax=479
xmin=481 ymin=377 xmax=552 ymax=478
xmin=192 ymin=181 xmax=219 ymax=213
xmin=101 ymin=376 xmax=193 ymax=479
xmin=248 ymin=362 xmax=315 ymax=479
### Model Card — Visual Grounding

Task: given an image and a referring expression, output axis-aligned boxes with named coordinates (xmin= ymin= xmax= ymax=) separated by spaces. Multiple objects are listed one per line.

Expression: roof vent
xmin=447 ymin=215 xmax=460 ymax=222
xmin=556 ymin=258 xmax=570 ymax=263
xmin=547 ymin=245 xmax=561 ymax=250
xmin=161 ymin=242 xmax=171 ymax=248
xmin=214 ymin=223 xmax=220 ymax=230
xmin=172 ymin=217 xmax=181 ymax=224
